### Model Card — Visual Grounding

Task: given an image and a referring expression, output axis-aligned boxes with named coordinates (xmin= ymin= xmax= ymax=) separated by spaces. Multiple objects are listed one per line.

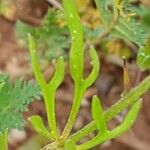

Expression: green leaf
xmin=63 ymin=0 xmax=84 ymax=82
xmin=84 ymin=46 xmax=100 ymax=88
xmin=112 ymin=18 xmax=148 ymax=46
xmin=137 ymin=44 xmax=150 ymax=71
xmin=28 ymin=115 xmax=53 ymax=139
xmin=48 ymin=57 xmax=65 ymax=90
xmin=94 ymin=0 xmax=111 ymax=25
xmin=92 ymin=96 xmax=107 ymax=134
xmin=109 ymin=100 xmax=142 ymax=138
xmin=0 ymin=129 xmax=8 ymax=150
xmin=16 ymin=9 xmax=70 ymax=60
xmin=65 ymin=139 xmax=77 ymax=150
xmin=95 ymin=0 xmax=149 ymax=47
xmin=0 ymin=82 xmax=5 ymax=90
xmin=0 ymin=74 xmax=41 ymax=132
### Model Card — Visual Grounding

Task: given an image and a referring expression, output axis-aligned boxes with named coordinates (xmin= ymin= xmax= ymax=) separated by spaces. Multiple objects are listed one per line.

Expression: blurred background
xmin=0 ymin=0 xmax=150 ymax=149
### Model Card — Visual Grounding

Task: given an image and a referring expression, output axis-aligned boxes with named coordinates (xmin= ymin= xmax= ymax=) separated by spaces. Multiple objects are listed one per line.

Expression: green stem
xmin=69 ymin=75 xmax=150 ymax=142
xmin=77 ymin=133 xmax=108 ymax=150
xmin=28 ymin=34 xmax=65 ymax=139
xmin=61 ymin=82 xmax=84 ymax=139
xmin=61 ymin=0 xmax=85 ymax=139
xmin=0 ymin=129 xmax=8 ymax=150
xmin=77 ymin=100 xmax=141 ymax=150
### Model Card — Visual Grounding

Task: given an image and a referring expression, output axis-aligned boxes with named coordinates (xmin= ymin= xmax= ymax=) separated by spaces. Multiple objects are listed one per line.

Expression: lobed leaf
xmin=0 ymin=74 xmax=41 ymax=132
xmin=94 ymin=0 xmax=111 ymax=25
xmin=16 ymin=10 xmax=70 ymax=60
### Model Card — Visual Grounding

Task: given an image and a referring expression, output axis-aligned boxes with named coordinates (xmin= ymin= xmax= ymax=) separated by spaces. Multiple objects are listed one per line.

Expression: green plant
xmin=0 ymin=74 xmax=41 ymax=150
xmin=137 ymin=37 xmax=150 ymax=71
xmin=16 ymin=9 xmax=70 ymax=60
xmin=28 ymin=0 xmax=150 ymax=150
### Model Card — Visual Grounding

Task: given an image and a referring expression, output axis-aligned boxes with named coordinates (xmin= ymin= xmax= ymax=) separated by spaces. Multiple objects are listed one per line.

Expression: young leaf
xmin=64 ymin=139 xmax=77 ymax=150
xmin=92 ymin=96 xmax=107 ymax=134
xmin=28 ymin=115 xmax=53 ymax=139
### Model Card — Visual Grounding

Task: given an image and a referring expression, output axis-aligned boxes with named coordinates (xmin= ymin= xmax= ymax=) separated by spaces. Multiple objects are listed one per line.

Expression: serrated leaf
xmin=95 ymin=0 xmax=149 ymax=47
xmin=0 ymin=74 xmax=41 ymax=132
xmin=94 ymin=0 xmax=111 ymax=25
xmin=64 ymin=139 xmax=77 ymax=150
xmin=112 ymin=18 xmax=148 ymax=46
xmin=92 ymin=96 xmax=107 ymax=134
xmin=28 ymin=115 xmax=53 ymax=139
xmin=16 ymin=9 xmax=70 ymax=60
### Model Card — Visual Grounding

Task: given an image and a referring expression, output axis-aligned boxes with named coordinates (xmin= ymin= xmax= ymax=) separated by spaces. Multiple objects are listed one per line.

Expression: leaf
xmin=0 ymin=82 xmax=5 ymax=90
xmin=112 ymin=18 xmax=148 ymax=46
xmin=92 ymin=96 xmax=107 ymax=134
xmin=0 ymin=74 xmax=41 ymax=132
xmin=137 ymin=42 xmax=150 ymax=71
xmin=28 ymin=115 xmax=53 ymax=139
xmin=95 ymin=0 xmax=149 ymax=47
xmin=94 ymin=0 xmax=111 ymax=25
xmin=109 ymin=100 xmax=142 ymax=138
xmin=64 ymin=139 xmax=77 ymax=150
xmin=84 ymin=46 xmax=100 ymax=88
xmin=63 ymin=0 xmax=84 ymax=81
xmin=16 ymin=9 xmax=70 ymax=60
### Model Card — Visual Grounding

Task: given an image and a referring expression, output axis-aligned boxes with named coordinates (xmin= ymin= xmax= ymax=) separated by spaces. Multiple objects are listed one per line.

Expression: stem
xmin=69 ymin=75 xmax=150 ymax=142
xmin=61 ymin=0 xmax=85 ymax=139
xmin=44 ymin=88 xmax=58 ymax=138
xmin=77 ymin=133 xmax=108 ymax=150
xmin=77 ymin=100 xmax=142 ymax=150
xmin=61 ymin=82 xmax=84 ymax=139
xmin=29 ymin=35 xmax=65 ymax=139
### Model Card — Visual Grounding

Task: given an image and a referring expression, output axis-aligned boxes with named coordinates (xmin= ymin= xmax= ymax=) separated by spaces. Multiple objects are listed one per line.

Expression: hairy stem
xmin=69 ymin=75 xmax=150 ymax=142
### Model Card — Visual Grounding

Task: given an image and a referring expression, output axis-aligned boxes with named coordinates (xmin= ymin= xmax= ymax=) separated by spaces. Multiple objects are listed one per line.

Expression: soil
xmin=0 ymin=0 xmax=150 ymax=150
